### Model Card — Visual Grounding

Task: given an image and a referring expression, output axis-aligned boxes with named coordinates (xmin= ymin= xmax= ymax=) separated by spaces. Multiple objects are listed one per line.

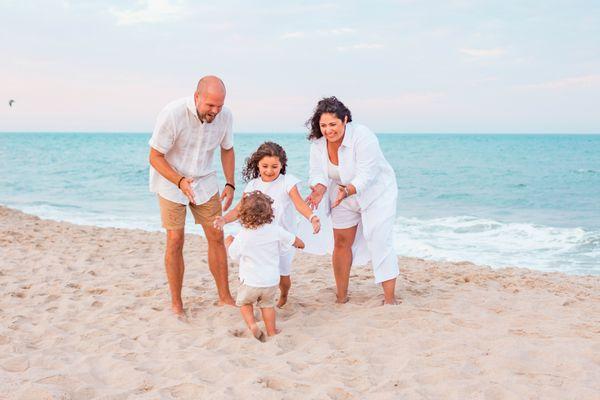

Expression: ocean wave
xmin=393 ymin=215 xmax=599 ymax=275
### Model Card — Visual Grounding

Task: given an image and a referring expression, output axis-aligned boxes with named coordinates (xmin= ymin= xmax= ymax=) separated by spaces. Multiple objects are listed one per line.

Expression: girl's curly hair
xmin=238 ymin=191 xmax=275 ymax=229
xmin=305 ymin=96 xmax=352 ymax=141
xmin=242 ymin=141 xmax=287 ymax=182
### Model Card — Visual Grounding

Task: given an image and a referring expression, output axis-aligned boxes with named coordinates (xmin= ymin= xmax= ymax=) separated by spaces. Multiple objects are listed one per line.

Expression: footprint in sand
xmin=45 ymin=294 xmax=60 ymax=302
xmin=87 ymin=288 xmax=107 ymax=295
xmin=162 ymin=383 xmax=206 ymax=399
xmin=257 ymin=376 xmax=287 ymax=390
xmin=2 ymin=356 xmax=29 ymax=372
xmin=229 ymin=328 xmax=246 ymax=338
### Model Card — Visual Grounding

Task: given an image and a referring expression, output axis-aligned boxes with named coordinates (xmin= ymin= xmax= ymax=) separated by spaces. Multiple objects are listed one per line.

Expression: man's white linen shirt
xmin=228 ymin=224 xmax=296 ymax=287
xmin=148 ymin=96 xmax=233 ymax=205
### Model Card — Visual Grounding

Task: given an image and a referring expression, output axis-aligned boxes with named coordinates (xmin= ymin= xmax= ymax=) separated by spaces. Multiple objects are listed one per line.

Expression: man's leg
xmin=202 ymin=223 xmax=235 ymax=305
xmin=165 ymin=229 xmax=186 ymax=315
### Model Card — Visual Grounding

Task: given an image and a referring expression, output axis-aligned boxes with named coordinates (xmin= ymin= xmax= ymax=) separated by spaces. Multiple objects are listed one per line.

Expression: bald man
xmin=149 ymin=76 xmax=236 ymax=316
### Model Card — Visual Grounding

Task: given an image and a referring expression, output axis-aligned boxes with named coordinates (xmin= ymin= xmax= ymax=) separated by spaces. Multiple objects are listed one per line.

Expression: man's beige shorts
xmin=158 ymin=193 xmax=222 ymax=230
xmin=236 ymin=283 xmax=278 ymax=308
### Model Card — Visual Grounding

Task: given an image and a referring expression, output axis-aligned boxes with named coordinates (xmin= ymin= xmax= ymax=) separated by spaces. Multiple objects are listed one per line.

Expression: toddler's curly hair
xmin=238 ymin=191 xmax=275 ymax=229
xmin=242 ymin=141 xmax=288 ymax=182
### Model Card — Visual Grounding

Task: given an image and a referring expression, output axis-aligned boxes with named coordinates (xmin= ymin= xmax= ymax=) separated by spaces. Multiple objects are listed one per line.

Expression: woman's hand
xmin=331 ymin=185 xmax=348 ymax=208
xmin=305 ymin=184 xmax=327 ymax=209
xmin=310 ymin=215 xmax=321 ymax=234
xmin=213 ymin=215 xmax=226 ymax=230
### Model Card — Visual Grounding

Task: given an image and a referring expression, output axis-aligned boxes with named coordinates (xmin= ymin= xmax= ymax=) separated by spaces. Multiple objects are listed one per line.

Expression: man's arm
xmin=149 ymin=147 xmax=196 ymax=204
xmin=220 ymin=146 xmax=235 ymax=211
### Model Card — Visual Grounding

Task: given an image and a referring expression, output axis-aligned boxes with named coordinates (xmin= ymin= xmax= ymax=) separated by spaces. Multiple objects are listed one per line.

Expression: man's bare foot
xmin=335 ymin=295 xmax=349 ymax=304
xmin=217 ymin=297 xmax=236 ymax=307
xmin=250 ymin=325 xmax=266 ymax=342
xmin=276 ymin=295 xmax=288 ymax=308
xmin=172 ymin=303 xmax=185 ymax=315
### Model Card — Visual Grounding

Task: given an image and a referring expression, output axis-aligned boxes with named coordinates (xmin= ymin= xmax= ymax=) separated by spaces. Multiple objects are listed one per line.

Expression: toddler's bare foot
xmin=250 ymin=325 xmax=266 ymax=342
xmin=277 ymin=295 xmax=288 ymax=308
xmin=267 ymin=328 xmax=281 ymax=337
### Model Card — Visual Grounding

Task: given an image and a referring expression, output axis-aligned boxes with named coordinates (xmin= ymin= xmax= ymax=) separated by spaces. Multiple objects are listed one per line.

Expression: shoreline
xmin=2 ymin=202 xmax=597 ymax=277
xmin=1 ymin=206 xmax=599 ymax=399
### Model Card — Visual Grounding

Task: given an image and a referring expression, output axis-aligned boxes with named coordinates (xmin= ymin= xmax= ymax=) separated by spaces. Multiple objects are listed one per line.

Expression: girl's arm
xmin=293 ymin=236 xmax=305 ymax=249
xmin=289 ymin=186 xmax=321 ymax=233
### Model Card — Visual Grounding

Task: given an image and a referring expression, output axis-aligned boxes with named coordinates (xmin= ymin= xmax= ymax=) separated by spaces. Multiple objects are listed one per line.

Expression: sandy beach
xmin=0 ymin=205 xmax=598 ymax=399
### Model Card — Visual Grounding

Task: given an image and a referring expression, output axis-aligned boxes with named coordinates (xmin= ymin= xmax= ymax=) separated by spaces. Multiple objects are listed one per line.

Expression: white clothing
xmin=329 ymin=186 xmax=362 ymax=229
xmin=307 ymin=123 xmax=399 ymax=283
xmin=148 ymin=96 xmax=234 ymax=205
xmin=327 ymin=159 xmax=341 ymax=181
xmin=243 ymin=173 xmax=300 ymax=275
xmin=228 ymin=224 xmax=296 ymax=287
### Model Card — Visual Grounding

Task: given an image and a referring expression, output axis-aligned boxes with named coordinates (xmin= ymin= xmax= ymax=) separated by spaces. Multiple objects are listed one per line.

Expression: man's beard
xmin=199 ymin=112 xmax=216 ymax=123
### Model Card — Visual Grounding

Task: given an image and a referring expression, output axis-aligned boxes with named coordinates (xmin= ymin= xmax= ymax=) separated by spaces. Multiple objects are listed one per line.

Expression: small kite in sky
xmin=8 ymin=99 xmax=15 ymax=107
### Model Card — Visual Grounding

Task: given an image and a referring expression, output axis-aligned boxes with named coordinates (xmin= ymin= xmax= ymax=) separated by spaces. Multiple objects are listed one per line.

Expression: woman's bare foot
xmin=276 ymin=295 xmax=288 ymax=308
xmin=335 ymin=295 xmax=349 ymax=304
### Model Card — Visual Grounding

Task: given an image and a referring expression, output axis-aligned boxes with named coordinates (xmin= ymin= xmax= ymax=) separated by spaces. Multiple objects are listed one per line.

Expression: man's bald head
xmin=196 ymin=75 xmax=226 ymax=97
xmin=194 ymin=75 xmax=226 ymax=123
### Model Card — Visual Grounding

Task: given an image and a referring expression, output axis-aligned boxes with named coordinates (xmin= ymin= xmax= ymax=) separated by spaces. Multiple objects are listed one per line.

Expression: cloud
xmin=110 ymin=0 xmax=185 ymax=26
xmin=337 ymin=43 xmax=384 ymax=52
xmin=317 ymin=28 xmax=355 ymax=36
xmin=459 ymin=48 xmax=506 ymax=57
xmin=281 ymin=31 xmax=306 ymax=39
xmin=516 ymin=74 xmax=600 ymax=90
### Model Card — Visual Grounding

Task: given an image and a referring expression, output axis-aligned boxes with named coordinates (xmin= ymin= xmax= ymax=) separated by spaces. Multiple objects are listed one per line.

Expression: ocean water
xmin=1 ymin=133 xmax=599 ymax=275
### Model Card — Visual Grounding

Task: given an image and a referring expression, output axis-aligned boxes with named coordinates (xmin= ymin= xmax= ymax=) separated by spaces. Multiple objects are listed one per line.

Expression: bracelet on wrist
xmin=308 ymin=213 xmax=318 ymax=222
xmin=177 ymin=176 xmax=185 ymax=189
xmin=225 ymin=182 xmax=235 ymax=191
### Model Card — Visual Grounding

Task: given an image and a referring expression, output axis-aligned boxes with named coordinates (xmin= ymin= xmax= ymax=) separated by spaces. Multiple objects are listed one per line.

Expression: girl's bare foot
xmin=382 ymin=297 xmax=401 ymax=305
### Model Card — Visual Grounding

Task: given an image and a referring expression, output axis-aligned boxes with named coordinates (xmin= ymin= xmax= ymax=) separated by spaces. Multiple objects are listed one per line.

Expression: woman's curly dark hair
xmin=305 ymin=96 xmax=352 ymax=141
xmin=238 ymin=191 xmax=275 ymax=229
xmin=242 ymin=141 xmax=288 ymax=182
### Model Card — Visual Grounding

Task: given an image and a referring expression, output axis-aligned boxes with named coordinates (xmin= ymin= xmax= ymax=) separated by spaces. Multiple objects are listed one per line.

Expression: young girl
xmin=214 ymin=141 xmax=320 ymax=308
xmin=226 ymin=191 xmax=304 ymax=341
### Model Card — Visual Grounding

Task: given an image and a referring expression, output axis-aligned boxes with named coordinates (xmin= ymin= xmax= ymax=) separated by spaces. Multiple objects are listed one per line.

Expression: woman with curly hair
xmin=226 ymin=191 xmax=304 ymax=341
xmin=215 ymin=141 xmax=320 ymax=307
xmin=305 ymin=96 xmax=400 ymax=305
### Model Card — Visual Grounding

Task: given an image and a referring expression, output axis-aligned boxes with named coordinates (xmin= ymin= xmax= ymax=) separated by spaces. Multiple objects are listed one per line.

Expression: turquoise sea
xmin=1 ymin=133 xmax=599 ymax=275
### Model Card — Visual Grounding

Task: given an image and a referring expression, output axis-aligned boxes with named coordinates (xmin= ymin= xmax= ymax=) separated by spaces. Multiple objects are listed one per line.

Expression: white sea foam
xmin=393 ymin=215 xmax=598 ymax=274
xmin=5 ymin=201 xmax=598 ymax=275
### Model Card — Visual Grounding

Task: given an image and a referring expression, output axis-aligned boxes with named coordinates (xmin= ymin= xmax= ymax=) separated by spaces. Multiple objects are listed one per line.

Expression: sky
xmin=1 ymin=0 xmax=599 ymax=133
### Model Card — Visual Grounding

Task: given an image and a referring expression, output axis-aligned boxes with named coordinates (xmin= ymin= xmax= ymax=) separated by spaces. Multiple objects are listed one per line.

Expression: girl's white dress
xmin=243 ymin=173 xmax=300 ymax=276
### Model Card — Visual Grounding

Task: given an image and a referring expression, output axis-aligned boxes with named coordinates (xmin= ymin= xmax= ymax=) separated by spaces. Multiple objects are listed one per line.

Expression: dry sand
xmin=1 ymin=206 xmax=599 ymax=399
